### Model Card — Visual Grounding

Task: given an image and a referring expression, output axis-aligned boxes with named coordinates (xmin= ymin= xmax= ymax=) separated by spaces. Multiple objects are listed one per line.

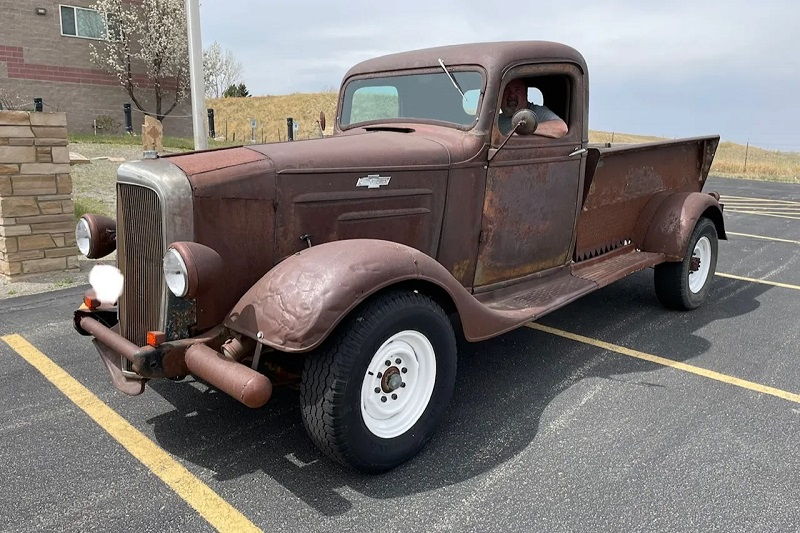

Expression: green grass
xmin=49 ymin=278 xmax=74 ymax=289
xmin=74 ymin=196 xmax=110 ymax=219
xmin=75 ymin=196 xmax=109 ymax=219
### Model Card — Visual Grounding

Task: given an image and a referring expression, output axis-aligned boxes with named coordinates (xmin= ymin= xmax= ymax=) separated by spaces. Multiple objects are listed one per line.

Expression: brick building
xmin=0 ymin=1 xmax=192 ymax=136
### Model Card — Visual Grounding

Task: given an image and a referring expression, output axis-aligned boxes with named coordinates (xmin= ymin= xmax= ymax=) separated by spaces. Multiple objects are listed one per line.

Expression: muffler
xmin=185 ymin=344 xmax=273 ymax=408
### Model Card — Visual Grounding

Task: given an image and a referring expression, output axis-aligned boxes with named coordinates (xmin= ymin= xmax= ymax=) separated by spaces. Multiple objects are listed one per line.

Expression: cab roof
xmin=343 ymin=41 xmax=587 ymax=79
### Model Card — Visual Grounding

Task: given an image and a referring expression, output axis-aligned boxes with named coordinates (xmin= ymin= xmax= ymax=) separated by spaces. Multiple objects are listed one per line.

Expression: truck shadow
xmin=146 ymin=271 xmax=768 ymax=516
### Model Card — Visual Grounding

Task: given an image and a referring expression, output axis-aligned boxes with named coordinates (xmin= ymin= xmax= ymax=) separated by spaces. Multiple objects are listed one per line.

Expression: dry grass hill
xmin=208 ymin=93 xmax=799 ymax=183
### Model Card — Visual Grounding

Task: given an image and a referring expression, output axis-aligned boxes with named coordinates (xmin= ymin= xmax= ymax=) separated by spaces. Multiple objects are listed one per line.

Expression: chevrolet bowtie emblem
xmin=356 ymin=174 xmax=391 ymax=189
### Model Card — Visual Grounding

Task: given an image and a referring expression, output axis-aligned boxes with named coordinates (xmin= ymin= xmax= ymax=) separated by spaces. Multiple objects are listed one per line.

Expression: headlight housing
xmin=163 ymin=242 xmax=224 ymax=299
xmin=75 ymin=214 xmax=117 ymax=259
xmin=163 ymin=248 xmax=189 ymax=297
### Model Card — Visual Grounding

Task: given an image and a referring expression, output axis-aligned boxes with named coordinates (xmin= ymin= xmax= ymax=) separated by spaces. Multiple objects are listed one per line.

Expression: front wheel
xmin=300 ymin=290 xmax=457 ymax=473
xmin=654 ymin=217 xmax=718 ymax=310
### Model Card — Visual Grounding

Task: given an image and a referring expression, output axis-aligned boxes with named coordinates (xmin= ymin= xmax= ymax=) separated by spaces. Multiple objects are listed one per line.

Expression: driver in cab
xmin=498 ymin=79 xmax=568 ymax=138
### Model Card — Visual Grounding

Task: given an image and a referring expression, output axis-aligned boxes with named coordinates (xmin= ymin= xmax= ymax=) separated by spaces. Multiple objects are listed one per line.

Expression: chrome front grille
xmin=117 ymin=183 xmax=164 ymax=347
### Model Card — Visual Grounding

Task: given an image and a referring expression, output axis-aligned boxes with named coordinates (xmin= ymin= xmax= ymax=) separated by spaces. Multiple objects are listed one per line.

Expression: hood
xmin=246 ymin=129 xmax=451 ymax=171
xmin=161 ymin=132 xmax=453 ymax=331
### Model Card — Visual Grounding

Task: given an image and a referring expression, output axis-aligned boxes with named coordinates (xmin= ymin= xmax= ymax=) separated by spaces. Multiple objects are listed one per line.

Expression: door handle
xmin=569 ymin=148 xmax=588 ymax=157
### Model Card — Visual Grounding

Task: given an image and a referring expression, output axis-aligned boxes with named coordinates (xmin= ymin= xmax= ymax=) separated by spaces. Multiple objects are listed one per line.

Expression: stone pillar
xmin=0 ymin=111 xmax=79 ymax=278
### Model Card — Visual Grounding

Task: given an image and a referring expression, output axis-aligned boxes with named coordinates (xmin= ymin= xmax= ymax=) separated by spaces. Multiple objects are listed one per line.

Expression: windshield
xmin=340 ymin=70 xmax=483 ymax=128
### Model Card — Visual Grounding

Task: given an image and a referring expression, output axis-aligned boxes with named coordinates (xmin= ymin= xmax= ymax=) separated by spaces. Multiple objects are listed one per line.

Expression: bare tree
xmin=89 ymin=0 xmax=189 ymax=121
xmin=203 ymin=41 xmax=243 ymax=99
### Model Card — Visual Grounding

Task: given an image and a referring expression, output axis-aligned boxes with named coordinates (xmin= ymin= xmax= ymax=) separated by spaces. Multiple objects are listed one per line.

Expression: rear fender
xmin=641 ymin=192 xmax=726 ymax=261
xmin=223 ymin=239 xmax=517 ymax=352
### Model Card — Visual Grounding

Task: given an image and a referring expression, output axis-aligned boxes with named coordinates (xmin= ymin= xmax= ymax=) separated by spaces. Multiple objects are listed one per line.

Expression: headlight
xmin=75 ymin=218 xmax=91 ymax=256
xmin=163 ymin=248 xmax=189 ymax=297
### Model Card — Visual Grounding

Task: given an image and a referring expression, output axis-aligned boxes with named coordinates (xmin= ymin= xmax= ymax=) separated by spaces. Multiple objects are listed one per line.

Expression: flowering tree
xmin=0 ymin=87 xmax=30 ymax=111
xmin=203 ymin=41 xmax=243 ymax=99
xmin=89 ymin=0 xmax=189 ymax=121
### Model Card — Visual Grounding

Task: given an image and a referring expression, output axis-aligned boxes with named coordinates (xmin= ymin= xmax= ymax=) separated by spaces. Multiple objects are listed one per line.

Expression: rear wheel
xmin=654 ymin=217 xmax=718 ymax=310
xmin=300 ymin=290 xmax=457 ymax=473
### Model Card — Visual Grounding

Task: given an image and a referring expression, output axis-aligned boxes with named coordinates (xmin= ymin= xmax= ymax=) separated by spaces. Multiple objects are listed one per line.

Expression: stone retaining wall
xmin=0 ymin=111 xmax=79 ymax=278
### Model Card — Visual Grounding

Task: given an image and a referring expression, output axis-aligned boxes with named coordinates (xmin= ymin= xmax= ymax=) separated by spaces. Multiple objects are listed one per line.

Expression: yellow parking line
xmin=726 ymin=231 xmax=800 ymax=245
xmin=716 ymin=272 xmax=800 ymax=291
xmin=525 ymin=323 xmax=800 ymax=404
xmin=1 ymin=334 xmax=262 ymax=533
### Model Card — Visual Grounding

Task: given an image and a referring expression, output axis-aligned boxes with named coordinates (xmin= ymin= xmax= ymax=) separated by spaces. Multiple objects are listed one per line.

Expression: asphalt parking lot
xmin=1 ymin=176 xmax=798 ymax=532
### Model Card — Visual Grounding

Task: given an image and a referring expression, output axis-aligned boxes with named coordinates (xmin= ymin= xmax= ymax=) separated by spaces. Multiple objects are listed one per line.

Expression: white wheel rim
xmin=360 ymin=330 xmax=436 ymax=439
xmin=689 ymin=236 xmax=712 ymax=293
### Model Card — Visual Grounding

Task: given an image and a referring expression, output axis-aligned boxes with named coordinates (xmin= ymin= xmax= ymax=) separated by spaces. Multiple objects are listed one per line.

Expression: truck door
xmin=473 ymin=63 xmax=586 ymax=287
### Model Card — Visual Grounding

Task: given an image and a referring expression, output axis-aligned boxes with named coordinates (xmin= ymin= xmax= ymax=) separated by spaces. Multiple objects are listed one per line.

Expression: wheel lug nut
xmin=374 ymin=387 xmax=380 ymax=393
xmin=391 ymin=393 xmax=397 ymax=400
xmin=385 ymin=360 xmax=391 ymax=366
xmin=401 ymin=382 xmax=406 ymax=387
xmin=377 ymin=372 xmax=382 ymax=378
xmin=395 ymin=358 xmax=401 ymax=364
xmin=401 ymin=367 xmax=407 ymax=373
xmin=381 ymin=396 xmax=387 ymax=403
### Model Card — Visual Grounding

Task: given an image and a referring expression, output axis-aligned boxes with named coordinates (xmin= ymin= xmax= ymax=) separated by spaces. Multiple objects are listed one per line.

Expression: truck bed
xmin=575 ymin=136 xmax=719 ymax=261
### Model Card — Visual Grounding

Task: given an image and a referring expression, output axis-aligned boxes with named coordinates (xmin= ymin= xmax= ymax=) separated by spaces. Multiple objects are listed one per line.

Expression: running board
xmin=478 ymin=271 xmax=595 ymax=316
xmin=475 ymin=250 xmax=665 ymax=320
xmin=572 ymin=250 xmax=665 ymax=287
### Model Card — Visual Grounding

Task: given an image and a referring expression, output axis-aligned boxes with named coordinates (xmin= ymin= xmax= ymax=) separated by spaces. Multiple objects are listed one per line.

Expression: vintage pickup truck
xmin=74 ymin=41 xmax=724 ymax=472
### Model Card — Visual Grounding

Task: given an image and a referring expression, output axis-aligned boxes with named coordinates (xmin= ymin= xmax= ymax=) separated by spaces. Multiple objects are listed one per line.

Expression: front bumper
xmin=74 ymin=296 xmax=272 ymax=407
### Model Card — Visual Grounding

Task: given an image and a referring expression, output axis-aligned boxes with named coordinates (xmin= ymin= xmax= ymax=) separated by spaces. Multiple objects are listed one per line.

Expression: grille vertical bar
xmin=117 ymin=183 xmax=164 ymax=347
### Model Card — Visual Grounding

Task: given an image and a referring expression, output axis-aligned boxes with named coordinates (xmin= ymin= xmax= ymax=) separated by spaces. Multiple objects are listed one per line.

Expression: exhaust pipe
xmin=185 ymin=344 xmax=273 ymax=408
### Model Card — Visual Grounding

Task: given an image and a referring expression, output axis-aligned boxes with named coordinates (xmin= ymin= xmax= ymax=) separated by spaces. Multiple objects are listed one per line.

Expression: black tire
xmin=300 ymin=290 xmax=457 ymax=473
xmin=654 ymin=217 xmax=718 ymax=310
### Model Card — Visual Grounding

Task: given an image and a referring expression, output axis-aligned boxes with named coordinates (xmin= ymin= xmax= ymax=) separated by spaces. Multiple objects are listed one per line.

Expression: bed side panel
xmin=575 ymin=136 xmax=718 ymax=261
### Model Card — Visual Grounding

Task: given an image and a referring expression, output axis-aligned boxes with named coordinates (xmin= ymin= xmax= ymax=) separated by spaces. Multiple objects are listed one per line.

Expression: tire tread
xmin=654 ymin=217 xmax=718 ymax=310
xmin=300 ymin=291 xmax=452 ymax=470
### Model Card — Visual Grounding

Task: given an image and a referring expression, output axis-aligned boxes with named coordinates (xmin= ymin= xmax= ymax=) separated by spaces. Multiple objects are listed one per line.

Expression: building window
xmin=60 ymin=5 xmax=106 ymax=39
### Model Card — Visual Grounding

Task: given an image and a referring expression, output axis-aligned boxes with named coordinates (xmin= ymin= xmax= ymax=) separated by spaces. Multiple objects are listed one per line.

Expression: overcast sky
xmin=200 ymin=0 xmax=799 ymax=151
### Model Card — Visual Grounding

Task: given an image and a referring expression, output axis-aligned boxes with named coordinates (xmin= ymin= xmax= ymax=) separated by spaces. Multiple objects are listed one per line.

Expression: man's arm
xmin=531 ymin=104 xmax=568 ymax=139
xmin=535 ymin=118 xmax=568 ymax=139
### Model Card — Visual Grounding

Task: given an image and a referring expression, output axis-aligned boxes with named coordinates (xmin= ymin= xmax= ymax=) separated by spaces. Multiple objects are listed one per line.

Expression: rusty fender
xmin=640 ymin=191 xmax=726 ymax=261
xmin=223 ymin=239 xmax=523 ymax=352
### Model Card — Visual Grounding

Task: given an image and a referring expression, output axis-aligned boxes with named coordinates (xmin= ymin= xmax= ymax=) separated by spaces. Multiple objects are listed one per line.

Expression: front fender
xmin=224 ymin=239 xmax=516 ymax=352
xmin=641 ymin=192 xmax=726 ymax=261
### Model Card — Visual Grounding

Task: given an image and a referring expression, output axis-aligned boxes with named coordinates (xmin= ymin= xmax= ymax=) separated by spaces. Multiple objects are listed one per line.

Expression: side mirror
xmin=488 ymin=108 xmax=540 ymax=162
xmin=512 ymin=108 xmax=538 ymax=135
xmin=319 ymin=111 xmax=326 ymax=132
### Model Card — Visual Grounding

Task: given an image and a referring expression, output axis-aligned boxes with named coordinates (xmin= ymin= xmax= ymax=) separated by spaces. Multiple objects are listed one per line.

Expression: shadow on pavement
xmin=146 ymin=271 xmax=769 ymax=516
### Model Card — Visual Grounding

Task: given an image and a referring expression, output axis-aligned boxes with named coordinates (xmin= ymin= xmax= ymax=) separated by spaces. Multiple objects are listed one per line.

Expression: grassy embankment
xmin=209 ymin=92 xmax=798 ymax=183
xmin=69 ymin=91 xmax=799 ymax=218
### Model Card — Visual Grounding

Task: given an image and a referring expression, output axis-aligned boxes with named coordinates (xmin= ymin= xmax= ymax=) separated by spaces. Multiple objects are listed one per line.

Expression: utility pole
xmin=185 ymin=0 xmax=207 ymax=150
xmin=743 ymin=141 xmax=749 ymax=173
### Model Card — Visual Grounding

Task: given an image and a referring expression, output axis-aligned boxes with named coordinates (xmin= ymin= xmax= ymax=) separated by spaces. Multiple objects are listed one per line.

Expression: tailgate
xmin=574 ymin=136 xmax=719 ymax=261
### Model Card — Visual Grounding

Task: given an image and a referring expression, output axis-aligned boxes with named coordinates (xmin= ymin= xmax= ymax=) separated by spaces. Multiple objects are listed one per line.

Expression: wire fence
xmin=5 ymin=94 xmax=798 ymax=178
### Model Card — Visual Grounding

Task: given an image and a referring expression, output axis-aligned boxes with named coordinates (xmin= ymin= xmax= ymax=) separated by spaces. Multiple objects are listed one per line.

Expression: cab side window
xmin=497 ymin=76 xmax=570 ymax=139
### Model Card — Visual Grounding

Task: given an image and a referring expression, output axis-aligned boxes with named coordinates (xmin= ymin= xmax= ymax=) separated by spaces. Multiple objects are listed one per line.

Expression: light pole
xmin=185 ymin=0 xmax=207 ymax=150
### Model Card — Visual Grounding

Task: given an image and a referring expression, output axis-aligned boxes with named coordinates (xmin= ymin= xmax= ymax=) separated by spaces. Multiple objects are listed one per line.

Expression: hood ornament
xmin=356 ymin=174 xmax=391 ymax=189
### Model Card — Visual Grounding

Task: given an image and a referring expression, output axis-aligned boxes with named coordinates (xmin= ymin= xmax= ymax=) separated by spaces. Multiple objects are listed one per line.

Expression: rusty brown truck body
xmin=74 ymin=41 xmax=724 ymax=472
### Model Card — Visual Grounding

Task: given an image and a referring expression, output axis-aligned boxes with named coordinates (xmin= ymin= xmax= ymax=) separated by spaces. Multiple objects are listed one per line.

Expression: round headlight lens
xmin=75 ymin=218 xmax=91 ymax=256
xmin=163 ymin=248 xmax=189 ymax=297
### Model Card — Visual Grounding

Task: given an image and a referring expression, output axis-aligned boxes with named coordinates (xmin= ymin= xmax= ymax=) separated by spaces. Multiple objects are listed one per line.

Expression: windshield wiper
xmin=438 ymin=58 xmax=465 ymax=98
